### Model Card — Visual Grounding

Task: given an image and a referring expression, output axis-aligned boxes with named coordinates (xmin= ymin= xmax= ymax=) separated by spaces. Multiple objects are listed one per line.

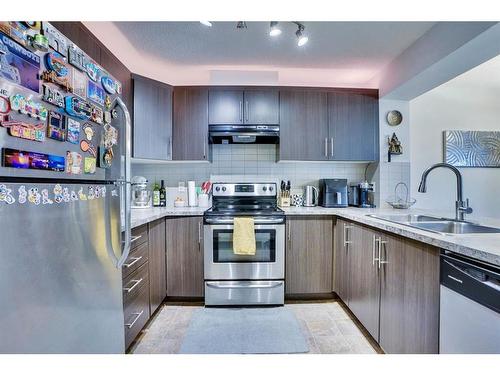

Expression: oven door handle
xmin=206 ymin=281 xmax=283 ymax=289
xmin=204 ymin=217 xmax=285 ymax=225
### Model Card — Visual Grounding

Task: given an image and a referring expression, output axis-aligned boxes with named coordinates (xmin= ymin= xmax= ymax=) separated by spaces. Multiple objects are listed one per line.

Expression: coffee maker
xmin=348 ymin=181 xmax=376 ymax=208
xmin=319 ymin=179 xmax=348 ymax=208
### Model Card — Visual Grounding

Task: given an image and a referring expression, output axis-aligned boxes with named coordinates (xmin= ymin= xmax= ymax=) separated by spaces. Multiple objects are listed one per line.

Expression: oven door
xmin=204 ymin=222 xmax=285 ymax=280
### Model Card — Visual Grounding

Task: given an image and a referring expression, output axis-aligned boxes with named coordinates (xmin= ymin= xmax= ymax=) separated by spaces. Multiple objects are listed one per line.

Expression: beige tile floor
xmin=130 ymin=302 xmax=378 ymax=354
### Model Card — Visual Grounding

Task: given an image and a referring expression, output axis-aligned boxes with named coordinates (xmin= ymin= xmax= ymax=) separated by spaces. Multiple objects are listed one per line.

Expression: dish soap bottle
xmin=159 ymin=180 xmax=166 ymax=207
xmin=152 ymin=182 xmax=160 ymax=207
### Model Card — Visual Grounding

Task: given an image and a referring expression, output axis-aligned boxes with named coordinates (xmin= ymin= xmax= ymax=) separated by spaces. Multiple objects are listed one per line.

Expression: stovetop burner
xmin=204 ymin=182 xmax=284 ymax=219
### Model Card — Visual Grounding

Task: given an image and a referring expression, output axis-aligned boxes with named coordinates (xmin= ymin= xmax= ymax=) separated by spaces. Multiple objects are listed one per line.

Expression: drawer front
xmin=122 ymin=241 xmax=149 ymax=279
xmin=123 ymin=262 xmax=149 ymax=307
xmin=130 ymin=224 xmax=148 ymax=250
xmin=124 ymin=287 xmax=150 ymax=350
xmin=205 ymin=280 xmax=284 ymax=306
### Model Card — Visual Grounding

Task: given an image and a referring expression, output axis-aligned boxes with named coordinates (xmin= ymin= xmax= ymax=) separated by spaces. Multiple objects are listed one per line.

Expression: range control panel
xmin=212 ymin=183 xmax=276 ymax=197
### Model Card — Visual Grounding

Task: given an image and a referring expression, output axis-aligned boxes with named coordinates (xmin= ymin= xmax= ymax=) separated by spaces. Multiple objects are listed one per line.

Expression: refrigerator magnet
xmin=104 ymin=95 xmax=112 ymax=110
xmin=71 ymin=69 xmax=87 ymax=99
xmin=62 ymin=187 xmax=70 ymax=203
xmin=87 ymin=81 xmax=105 ymax=107
xmin=18 ymin=186 xmax=27 ymax=204
xmin=41 ymin=189 xmax=53 ymax=205
xmin=101 ymin=76 xmax=116 ymax=94
xmin=66 ymin=117 xmax=81 ymax=144
xmin=84 ymin=157 xmax=96 ymax=174
xmin=53 ymin=184 xmax=63 ymax=203
xmin=27 ymin=187 xmax=41 ymax=205
xmin=64 ymin=96 xmax=91 ymax=120
xmin=70 ymin=190 xmax=78 ymax=201
xmin=47 ymin=110 xmax=66 ymax=141
xmin=86 ymin=61 xmax=100 ymax=82
xmin=88 ymin=186 xmax=95 ymax=200
xmin=68 ymin=45 xmax=87 ymax=72
xmin=42 ymin=84 xmax=64 ymax=108
xmin=45 ymin=51 xmax=69 ymax=78
xmin=0 ymin=184 xmax=15 ymax=204
xmin=78 ymin=187 xmax=87 ymax=201
xmin=42 ymin=22 xmax=68 ymax=56
xmin=90 ymin=105 xmax=103 ymax=125
xmin=66 ymin=151 xmax=82 ymax=175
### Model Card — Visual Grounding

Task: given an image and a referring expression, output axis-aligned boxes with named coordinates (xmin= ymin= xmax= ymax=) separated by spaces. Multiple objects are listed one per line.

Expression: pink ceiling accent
xmin=84 ymin=22 xmax=378 ymax=88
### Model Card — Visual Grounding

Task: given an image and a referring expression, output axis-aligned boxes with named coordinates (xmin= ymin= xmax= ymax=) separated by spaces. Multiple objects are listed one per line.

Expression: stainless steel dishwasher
xmin=440 ymin=251 xmax=500 ymax=353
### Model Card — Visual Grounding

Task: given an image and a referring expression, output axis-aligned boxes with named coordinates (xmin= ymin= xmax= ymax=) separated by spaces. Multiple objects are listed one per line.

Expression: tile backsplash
xmin=132 ymin=144 xmax=370 ymax=190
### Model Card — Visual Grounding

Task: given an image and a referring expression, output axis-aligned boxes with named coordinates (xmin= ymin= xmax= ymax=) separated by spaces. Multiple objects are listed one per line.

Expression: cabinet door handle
xmin=169 ymin=137 xmax=172 ymax=159
xmin=198 ymin=221 xmax=202 ymax=250
xmin=324 ymin=138 xmax=328 ymax=157
xmin=123 ymin=278 xmax=143 ymax=293
xmin=130 ymin=235 xmax=142 ymax=243
xmin=372 ymin=235 xmax=380 ymax=266
xmin=203 ymin=133 xmax=206 ymax=159
xmin=125 ymin=310 xmax=144 ymax=329
xmin=343 ymin=223 xmax=352 ymax=247
xmin=379 ymin=239 xmax=389 ymax=268
xmin=245 ymin=101 xmax=249 ymax=122
xmin=123 ymin=256 xmax=142 ymax=268
xmin=331 ymin=137 xmax=334 ymax=158
xmin=239 ymin=101 xmax=243 ymax=122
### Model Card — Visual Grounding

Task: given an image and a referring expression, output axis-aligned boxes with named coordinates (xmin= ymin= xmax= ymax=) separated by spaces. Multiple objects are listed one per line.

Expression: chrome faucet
xmin=417 ymin=163 xmax=473 ymax=221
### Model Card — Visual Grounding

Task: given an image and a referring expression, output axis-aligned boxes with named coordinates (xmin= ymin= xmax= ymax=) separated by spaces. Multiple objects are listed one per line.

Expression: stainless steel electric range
xmin=203 ymin=183 xmax=285 ymax=306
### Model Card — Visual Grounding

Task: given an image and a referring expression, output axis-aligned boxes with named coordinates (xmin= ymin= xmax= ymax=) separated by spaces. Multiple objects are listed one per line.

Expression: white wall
xmin=410 ymin=83 xmax=500 ymax=219
xmin=373 ymin=99 xmax=411 ymax=208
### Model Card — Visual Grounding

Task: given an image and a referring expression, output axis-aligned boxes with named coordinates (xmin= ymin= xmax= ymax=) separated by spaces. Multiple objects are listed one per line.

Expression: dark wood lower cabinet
xmin=286 ymin=216 xmax=333 ymax=294
xmin=148 ymin=219 xmax=167 ymax=314
xmin=333 ymin=219 xmax=350 ymax=303
xmin=333 ymin=219 xmax=440 ymax=354
xmin=379 ymin=234 xmax=440 ymax=354
xmin=348 ymin=224 xmax=380 ymax=341
xmin=166 ymin=217 xmax=204 ymax=297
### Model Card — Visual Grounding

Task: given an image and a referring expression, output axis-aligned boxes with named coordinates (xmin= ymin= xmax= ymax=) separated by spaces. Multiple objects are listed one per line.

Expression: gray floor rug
xmin=179 ymin=306 xmax=309 ymax=354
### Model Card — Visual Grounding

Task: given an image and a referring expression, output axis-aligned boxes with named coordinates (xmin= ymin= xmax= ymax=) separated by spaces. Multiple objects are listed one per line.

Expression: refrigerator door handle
xmin=104 ymin=97 xmax=132 ymax=268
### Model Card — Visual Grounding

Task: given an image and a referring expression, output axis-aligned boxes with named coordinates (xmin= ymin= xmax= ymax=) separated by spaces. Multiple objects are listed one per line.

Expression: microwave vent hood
xmin=209 ymin=125 xmax=279 ymax=144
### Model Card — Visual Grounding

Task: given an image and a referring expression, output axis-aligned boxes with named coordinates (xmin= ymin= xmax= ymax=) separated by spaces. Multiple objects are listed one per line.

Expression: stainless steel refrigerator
xmin=0 ymin=22 xmax=132 ymax=353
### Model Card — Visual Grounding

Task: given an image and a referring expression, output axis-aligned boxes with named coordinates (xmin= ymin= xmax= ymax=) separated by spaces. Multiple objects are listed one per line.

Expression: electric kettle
xmin=303 ymin=185 xmax=319 ymax=207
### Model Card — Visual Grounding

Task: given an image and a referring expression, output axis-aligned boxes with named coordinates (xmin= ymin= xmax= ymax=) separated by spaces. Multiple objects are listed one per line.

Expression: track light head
xmin=269 ymin=21 xmax=282 ymax=37
xmin=295 ymin=24 xmax=308 ymax=46
xmin=199 ymin=21 xmax=212 ymax=27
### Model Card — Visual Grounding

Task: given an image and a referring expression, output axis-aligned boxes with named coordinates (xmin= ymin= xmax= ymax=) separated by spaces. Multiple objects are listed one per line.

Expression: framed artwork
xmin=444 ymin=130 xmax=500 ymax=167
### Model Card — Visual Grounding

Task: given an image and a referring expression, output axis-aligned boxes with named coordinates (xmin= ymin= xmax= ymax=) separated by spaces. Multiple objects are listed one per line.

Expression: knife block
xmin=278 ymin=196 xmax=291 ymax=207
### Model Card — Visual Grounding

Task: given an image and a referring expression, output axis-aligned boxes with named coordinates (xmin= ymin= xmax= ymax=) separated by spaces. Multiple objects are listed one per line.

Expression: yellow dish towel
xmin=233 ymin=217 xmax=256 ymax=256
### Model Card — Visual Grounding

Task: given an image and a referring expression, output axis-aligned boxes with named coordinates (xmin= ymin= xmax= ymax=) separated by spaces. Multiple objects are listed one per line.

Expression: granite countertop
xmin=131 ymin=206 xmax=206 ymax=228
xmin=130 ymin=205 xmax=500 ymax=266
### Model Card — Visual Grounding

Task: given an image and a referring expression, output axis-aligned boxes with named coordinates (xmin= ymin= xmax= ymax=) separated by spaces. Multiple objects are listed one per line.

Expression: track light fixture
xmin=200 ymin=21 xmax=309 ymax=47
xmin=269 ymin=21 xmax=282 ymax=37
xmin=294 ymin=22 xmax=308 ymax=46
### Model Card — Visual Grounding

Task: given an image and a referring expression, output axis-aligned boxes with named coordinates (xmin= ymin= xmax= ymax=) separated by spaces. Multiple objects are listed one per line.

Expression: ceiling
xmin=114 ymin=21 xmax=435 ymax=72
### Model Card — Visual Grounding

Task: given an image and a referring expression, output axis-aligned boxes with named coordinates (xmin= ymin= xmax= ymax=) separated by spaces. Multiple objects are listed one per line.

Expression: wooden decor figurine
xmin=388 ymin=132 xmax=403 ymax=162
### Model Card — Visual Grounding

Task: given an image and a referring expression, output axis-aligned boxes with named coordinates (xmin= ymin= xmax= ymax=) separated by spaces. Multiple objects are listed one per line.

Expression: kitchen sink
xmin=367 ymin=214 xmax=500 ymax=235
xmin=410 ymin=221 xmax=500 ymax=234
xmin=367 ymin=214 xmax=444 ymax=223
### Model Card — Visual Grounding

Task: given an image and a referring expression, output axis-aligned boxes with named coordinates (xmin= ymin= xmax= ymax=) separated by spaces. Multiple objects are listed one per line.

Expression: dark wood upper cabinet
xmin=173 ymin=87 xmax=209 ymax=161
xmin=133 ymin=75 xmax=172 ymax=160
xmin=285 ymin=216 xmax=333 ymax=294
xmin=328 ymin=91 xmax=379 ymax=161
xmin=208 ymin=88 xmax=279 ymax=125
xmin=279 ymin=89 xmax=329 ymax=161
xmin=243 ymin=89 xmax=279 ymax=124
xmin=208 ymin=89 xmax=244 ymax=124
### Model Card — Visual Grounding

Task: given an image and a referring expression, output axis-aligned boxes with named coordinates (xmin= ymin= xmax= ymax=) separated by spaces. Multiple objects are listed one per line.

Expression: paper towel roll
xmin=187 ymin=181 xmax=197 ymax=207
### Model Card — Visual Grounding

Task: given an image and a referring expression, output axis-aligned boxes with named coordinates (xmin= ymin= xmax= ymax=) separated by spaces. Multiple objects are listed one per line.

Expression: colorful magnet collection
xmin=0 ymin=182 xmax=107 ymax=205
xmin=0 ymin=22 xmax=122 ymax=175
